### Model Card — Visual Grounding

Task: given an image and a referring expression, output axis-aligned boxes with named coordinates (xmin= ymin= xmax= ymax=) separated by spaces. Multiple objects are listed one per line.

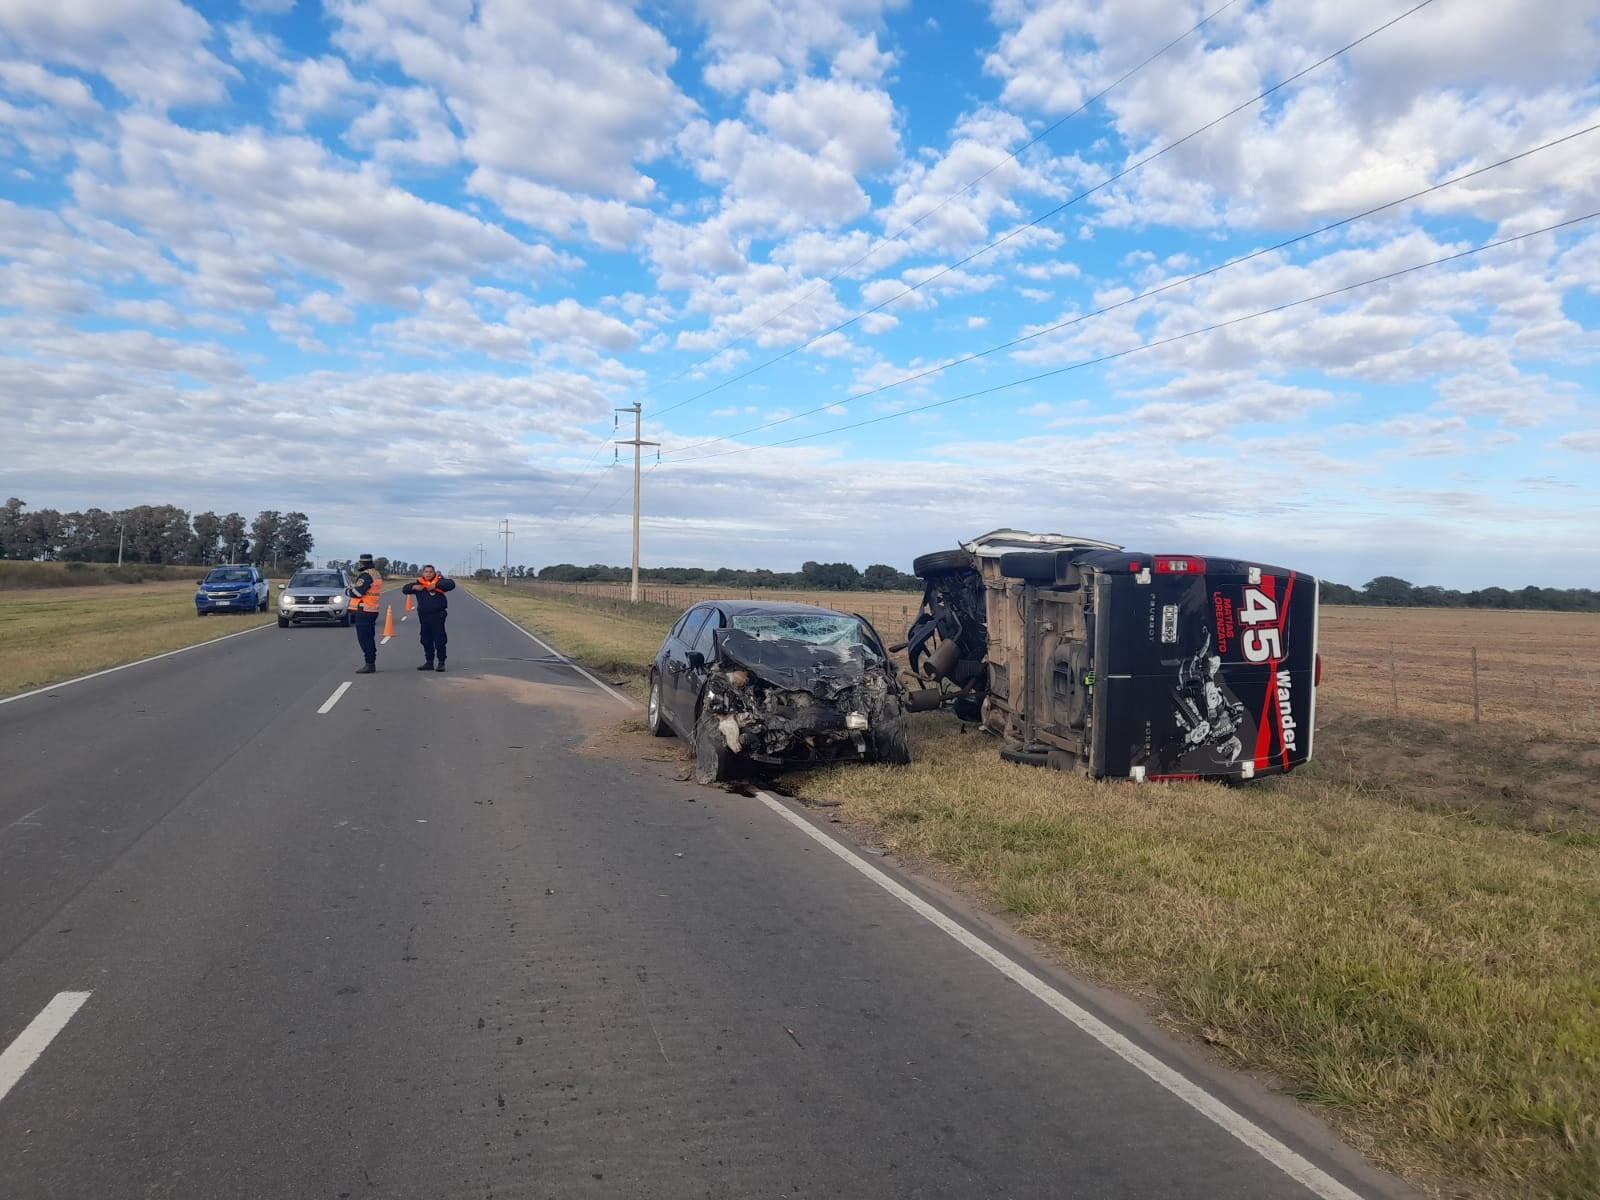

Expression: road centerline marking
xmin=0 ymin=992 xmax=91 ymax=1104
xmin=317 ymin=682 xmax=352 ymax=714
xmin=750 ymin=789 xmax=1366 ymax=1200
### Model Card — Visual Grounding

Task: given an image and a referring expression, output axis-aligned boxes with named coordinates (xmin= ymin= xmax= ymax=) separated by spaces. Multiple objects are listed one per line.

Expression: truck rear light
xmin=1315 ymin=653 xmax=1323 ymax=686
xmin=1152 ymin=556 xmax=1206 ymax=575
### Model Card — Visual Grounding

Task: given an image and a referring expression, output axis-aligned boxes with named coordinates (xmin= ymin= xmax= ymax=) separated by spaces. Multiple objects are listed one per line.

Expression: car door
xmin=663 ymin=606 xmax=710 ymax=733
xmin=681 ymin=605 xmax=725 ymax=718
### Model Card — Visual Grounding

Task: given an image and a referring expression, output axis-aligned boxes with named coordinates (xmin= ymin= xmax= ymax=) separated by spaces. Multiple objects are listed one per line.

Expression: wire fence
xmin=514 ymin=583 xmax=1600 ymax=736
xmin=513 ymin=580 xmax=924 ymax=641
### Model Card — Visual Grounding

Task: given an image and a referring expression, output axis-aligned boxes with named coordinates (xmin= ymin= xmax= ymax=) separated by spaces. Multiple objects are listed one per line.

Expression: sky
xmin=1 ymin=0 xmax=1598 ymax=589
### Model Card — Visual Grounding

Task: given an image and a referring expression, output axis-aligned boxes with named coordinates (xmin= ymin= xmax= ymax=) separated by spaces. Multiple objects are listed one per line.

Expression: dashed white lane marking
xmin=750 ymin=788 xmax=1367 ymax=1200
xmin=380 ymin=635 xmax=391 ymax=644
xmin=317 ymin=682 xmax=352 ymax=715
xmin=0 ymin=992 xmax=91 ymax=1104
xmin=469 ymin=592 xmax=636 ymax=708
xmin=401 ymin=614 xmax=408 ymax=622
xmin=0 ymin=624 xmax=272 ymax=707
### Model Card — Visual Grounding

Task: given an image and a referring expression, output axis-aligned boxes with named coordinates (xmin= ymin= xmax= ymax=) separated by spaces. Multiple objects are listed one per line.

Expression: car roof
xmin=692 ymin=599 xmax=859 ymax=618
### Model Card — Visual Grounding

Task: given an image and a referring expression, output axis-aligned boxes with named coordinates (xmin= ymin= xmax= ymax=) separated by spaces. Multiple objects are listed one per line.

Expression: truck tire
xmin=997 ymin=551 xmax=1057 ymax=582
xmin=912 ymin=549 xmax=971 ymax=578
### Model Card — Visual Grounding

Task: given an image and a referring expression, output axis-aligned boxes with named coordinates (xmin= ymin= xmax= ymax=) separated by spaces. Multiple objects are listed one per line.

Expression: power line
xmin=650 ymin=0 xmax=1438 ymax=420
xmin=645 ymin=0 xmax=1244 ymax=407
xmin=661 ymin=120 xmax=1600 ymax=462
xmin=668 ymin=210 xmax=1598 ymax=464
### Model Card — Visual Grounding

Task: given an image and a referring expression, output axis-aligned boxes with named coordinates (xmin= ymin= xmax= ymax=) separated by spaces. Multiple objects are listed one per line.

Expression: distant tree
xmin=192 ymin=511 xmax=222 ymax=564
xmin=801 ymin=561 xmax=861 ymax=590
xmin=863 ymin=563 xmax=917 ymax=590
xmin=219 ymin=513 xmax=248 ymax=563
xmin=1363 ymin=576 xmax=1416 ymax=606
xmin=277 ymin=511 xmax=314 ymax=569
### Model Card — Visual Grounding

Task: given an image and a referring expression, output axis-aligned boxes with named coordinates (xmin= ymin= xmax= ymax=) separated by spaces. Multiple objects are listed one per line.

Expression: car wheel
xmin=693 ymin=709 xmax=736 ymax=785
xmin=647 ymin=673 xmax=672 ymax=737
xmin=997 ymin=551 xmax=1057 ymax=582
xmin=277 ymin=616 xmax=289 ymax=628
xmin=912 ymin=548 xmax=972 ymax=578
xmin=872 ymin=716 xmax=912 ymax=766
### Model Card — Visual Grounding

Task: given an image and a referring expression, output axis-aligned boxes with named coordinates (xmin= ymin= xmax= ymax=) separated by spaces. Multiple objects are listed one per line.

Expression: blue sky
xmin=2 ymin=0 xmax=1598 ymax=588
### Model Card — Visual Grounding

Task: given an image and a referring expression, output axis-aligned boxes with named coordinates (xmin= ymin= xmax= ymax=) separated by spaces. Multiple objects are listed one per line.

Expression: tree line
xmin=1 ymin=498 xmax=314 ymax=568
xmin=535 ymin=561 xmax=922 ymax=591
xmin=1322 ymin=575 xmax=1600 ymax=612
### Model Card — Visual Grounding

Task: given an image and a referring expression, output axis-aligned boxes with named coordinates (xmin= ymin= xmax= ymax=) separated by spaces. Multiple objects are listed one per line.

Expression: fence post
xmin=1389 ymin=642 xmax=1399 ymax=715
xmin=1470 ymin=646 xmax=1481 ymax=723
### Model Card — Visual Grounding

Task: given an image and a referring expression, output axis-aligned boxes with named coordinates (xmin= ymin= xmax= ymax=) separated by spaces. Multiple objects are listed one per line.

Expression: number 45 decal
xmin=1239 ymin=587 xmax=1281 ymax=663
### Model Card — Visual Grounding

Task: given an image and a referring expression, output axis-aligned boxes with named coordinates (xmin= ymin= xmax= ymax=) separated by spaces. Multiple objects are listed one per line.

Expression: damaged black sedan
xmin=647 ymin=601 xmax=910 ymax=784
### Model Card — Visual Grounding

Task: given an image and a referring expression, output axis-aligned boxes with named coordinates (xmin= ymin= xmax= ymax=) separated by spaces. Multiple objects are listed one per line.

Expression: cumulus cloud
xmin=330 ymin=0 xmax=691 ymax=200
xmin=0 ymin=0 xmax=235 ymax=108
xmin=70 ymin=114 xmax=575 ymax=308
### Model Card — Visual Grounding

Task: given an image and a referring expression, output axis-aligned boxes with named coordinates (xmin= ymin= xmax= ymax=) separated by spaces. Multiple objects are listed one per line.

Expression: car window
xmin=679 ymin=608 xmax=711 ymax=651
xmin=204 ymin=568 xmax=253 ymax=583
xmin=730 ymin=611 xmax=868 ymax=648
xmin=690 ymin=608 xmax=723 ymax=655
xmin=668 ymin=609 xmax=694 ymax=639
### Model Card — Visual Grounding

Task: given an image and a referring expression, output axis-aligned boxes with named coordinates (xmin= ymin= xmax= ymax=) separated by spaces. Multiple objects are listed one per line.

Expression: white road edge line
xmin=750 ymin=788 xmax=1366 ymax=1200
xmin=0 ymin=624 xmax=272 ymax=708
xmin=317 ymin=682 xmax=352 ymax=715
xmin=467 ymin=591 xmax=1364 ymax=1199
xmin=469 ymin=591 xmax=638 ymax=709
xmin=0 ymin=991 xmax=91 ymax=1104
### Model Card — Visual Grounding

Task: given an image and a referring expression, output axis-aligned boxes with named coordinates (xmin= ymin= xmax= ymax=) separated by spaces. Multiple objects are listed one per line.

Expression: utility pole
xmin=614 ymin=402 xmax=659 ymax=604
xmin=116 ymin=516 xmax=125 ymax=567
xmin=475 ymin=543 xmax=485 ymax=576
xmin=498 ymin=519 xmax=512 ymax=586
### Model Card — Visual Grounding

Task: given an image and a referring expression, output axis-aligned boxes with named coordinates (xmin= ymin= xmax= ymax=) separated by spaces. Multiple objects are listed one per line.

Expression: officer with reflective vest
xmin=400 ymin=565 xmax=455 ymax=672
xmin=346 ymin=553 xmax=383 ymax=673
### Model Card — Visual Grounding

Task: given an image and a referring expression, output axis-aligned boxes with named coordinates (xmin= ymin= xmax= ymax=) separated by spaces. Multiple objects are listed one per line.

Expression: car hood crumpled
xmin=716 ymin=630 xmax=876 ymax=698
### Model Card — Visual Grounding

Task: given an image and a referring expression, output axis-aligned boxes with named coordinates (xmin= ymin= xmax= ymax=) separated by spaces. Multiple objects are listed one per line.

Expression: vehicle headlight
xmin=332 ymin=595 xmax=347 ymax=607
xmin=846 ymin=712 xmax=869 ymax=731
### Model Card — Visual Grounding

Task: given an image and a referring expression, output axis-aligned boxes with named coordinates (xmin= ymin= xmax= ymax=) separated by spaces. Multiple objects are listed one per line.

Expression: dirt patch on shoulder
xmin=448 ymin=673 xmax=622 ymax=718
xmin=577 ymin=717 xmax=692 ymax=770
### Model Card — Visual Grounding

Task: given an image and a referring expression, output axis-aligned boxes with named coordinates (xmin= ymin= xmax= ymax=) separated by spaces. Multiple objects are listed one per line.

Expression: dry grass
xmin=0 ymin=560 xmax=211 ymax=589
xmin=0 ymin=582 xmax=277 ymax=698
xmin=468 ymin=586 xmax=1600 ymax=1199
xmin=798 ymin=721 xmax=1600 ymax=1200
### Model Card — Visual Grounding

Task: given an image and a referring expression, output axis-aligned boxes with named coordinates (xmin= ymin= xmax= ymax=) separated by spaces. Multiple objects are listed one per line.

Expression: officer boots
xmin=434 ymin=657 xmax=446 ymax=672
xmin=418 ymin=659 xmax=434 ymax=670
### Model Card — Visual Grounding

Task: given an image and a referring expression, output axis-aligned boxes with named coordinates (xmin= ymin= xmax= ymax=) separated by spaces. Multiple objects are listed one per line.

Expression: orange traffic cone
xmin=383 ymin=606 xmax=395 ymax=638
xmin=404 ymin=594 xmax=414 ymax=612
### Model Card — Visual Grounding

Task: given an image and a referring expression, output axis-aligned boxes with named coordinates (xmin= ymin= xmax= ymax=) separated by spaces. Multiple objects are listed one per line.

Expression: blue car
xmin=195 ymin=565 xmax=270 ymax=616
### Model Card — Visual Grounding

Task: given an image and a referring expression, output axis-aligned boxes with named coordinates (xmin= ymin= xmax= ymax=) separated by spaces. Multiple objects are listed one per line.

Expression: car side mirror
xmin=196 ymin=580 xmax=205 ymax=586
xmin=685 ymin=651 xmax=706 ymax=671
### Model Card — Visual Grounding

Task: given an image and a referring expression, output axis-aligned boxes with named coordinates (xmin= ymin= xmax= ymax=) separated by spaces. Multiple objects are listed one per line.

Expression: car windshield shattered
xmin=729 ymin=612 xmax=868 ymax=648
xmin=205 ymin=568 xmax=252 ymax=583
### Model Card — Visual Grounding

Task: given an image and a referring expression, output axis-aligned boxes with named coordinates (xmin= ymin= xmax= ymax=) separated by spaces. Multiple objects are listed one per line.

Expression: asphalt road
xmin=0 ymin=590 xmax=1407 ymax=1200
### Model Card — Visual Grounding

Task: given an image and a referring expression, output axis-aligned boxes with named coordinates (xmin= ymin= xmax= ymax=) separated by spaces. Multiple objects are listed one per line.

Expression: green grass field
xmin=0 ymin=582 xmax=277 ymax=698
xmin=467 ymin=582 xmax=1600 ymax=1200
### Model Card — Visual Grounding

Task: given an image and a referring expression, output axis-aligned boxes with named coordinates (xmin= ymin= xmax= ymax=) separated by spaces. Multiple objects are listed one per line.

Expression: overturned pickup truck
xmin=904 ymin=531 xmax=1320 ymax=781
xmin=648 ymin=601 xmax=910 ymax=784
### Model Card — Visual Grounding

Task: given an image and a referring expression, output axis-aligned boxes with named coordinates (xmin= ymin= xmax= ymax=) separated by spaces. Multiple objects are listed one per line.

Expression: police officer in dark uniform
xmin=346 ymin=553 xmax=383 ymax=674
xmin=401 ymin=565 xmax=455 ymax=671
